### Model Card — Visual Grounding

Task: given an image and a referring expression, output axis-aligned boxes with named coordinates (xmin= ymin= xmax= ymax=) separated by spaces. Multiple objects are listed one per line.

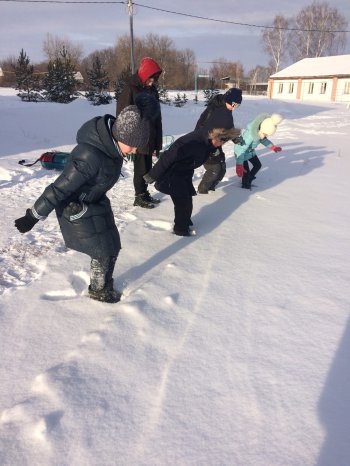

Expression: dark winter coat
xmin=148 ymin=130 xmax=217 ymax=197
xmin=116 ymin=74 xmax=162 ymax=154
xmin=32 ymin=115 xmax=123 ymax=259
xmin=195 ymin=94 xmax=235 ymax=165
xmin=195 ymin=94 xmax=235 ymax=133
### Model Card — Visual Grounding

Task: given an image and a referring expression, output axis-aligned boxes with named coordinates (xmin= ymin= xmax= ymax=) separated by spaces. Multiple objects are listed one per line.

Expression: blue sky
xmin=1 ymin=0 xmax=349 ymax=73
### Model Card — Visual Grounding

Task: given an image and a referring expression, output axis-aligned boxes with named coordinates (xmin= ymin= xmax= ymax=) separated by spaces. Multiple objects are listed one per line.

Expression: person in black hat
xmin=14 ymin=94 xmax=157 ymax=303
xmin=195 ymin=87 xmax=242 ymax=194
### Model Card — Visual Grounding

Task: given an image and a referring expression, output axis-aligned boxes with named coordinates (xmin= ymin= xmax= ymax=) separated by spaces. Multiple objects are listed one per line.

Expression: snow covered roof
xmin=270 ymin=55 xmax=350 ymax=79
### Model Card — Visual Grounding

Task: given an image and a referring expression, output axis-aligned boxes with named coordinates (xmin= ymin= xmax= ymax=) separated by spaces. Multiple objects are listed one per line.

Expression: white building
xmin=268 ymin=55 xmax=350 ymax=104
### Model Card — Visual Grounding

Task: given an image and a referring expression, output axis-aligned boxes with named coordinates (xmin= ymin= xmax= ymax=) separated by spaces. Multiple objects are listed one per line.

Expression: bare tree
xmin=261 ymin=15 xmax=290 ymax=73
xmin=288 ymin=1 xmax=348 ymax=61
xmin=43 ymin=33 xmax=84 ymax=67
xmin=114 ymin=33 xmax=196 ymax=89
xmin=209 ymin=59 xmax=244 ymax=88
xmin=248 ymin=65 xmax=273 ymax=93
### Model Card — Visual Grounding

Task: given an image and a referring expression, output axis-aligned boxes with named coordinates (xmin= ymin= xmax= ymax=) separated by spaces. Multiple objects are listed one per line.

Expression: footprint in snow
xmin=40 ymin=270 xmax=89 ymax=301
xmin=144 ymin=220 xmax=173 ymax=232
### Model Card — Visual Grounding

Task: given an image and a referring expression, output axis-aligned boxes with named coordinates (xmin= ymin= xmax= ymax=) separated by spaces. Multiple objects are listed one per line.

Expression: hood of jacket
xmin=245 ymin=113 xmax=270 ymax=141
xmin=76 ymin=114 xmax=121 ymax=160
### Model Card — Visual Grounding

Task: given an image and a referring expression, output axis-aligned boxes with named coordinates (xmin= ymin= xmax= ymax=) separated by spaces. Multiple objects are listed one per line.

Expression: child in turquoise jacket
xmin=235 ymin=113 xmax=283 ymax=189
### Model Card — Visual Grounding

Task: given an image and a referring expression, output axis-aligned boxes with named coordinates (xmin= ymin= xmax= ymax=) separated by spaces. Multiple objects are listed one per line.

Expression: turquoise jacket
xmin=234 ymin=114 xmax=274 ymax=164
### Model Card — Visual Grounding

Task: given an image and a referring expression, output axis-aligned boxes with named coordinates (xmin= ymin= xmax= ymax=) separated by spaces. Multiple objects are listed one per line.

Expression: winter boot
xmin=134 ymin=193 xmax=155 ymax=209
xmin=144 ymin=192 xmax=161 ymax=204
xmin=88 ymin=280 xmax=122 ymax=303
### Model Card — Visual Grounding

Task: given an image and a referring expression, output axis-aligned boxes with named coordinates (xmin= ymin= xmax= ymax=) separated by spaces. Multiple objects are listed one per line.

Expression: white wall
xmin=271 ymin=80 xmax=298 ymax=100
xmin=299 ymin=78 xmax=333 ymax=102
xmin=335 ymin=78 xmax=350 ymax=103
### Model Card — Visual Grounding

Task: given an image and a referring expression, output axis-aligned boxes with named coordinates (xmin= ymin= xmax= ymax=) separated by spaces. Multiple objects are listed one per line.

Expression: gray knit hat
xmin=112 ymin=105 xmax=151 ymax=148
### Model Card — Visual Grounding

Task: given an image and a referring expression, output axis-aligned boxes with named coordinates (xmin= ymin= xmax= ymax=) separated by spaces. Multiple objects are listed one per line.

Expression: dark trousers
xmin=134 ymin=153 xmax=153 ymax=195
xmin=90 ymin=255 xmax=117 ymax=291
xmin=242 ymin=155 xmax=262 ymax=187
xmin=198 ymin=160 xmax=226 ymax=193
xmin=170 ymin=195 xmax=193 ymax=231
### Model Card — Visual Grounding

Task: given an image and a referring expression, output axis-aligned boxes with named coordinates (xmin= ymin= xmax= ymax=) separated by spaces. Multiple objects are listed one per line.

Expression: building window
xmin=344 ymin=82 xmax=350 ymax=94
xmin=278 ymin=83 xmax=283 ymax=93
xmin=320 ymin=82 xmax=327 ymax=94
xmin=308 ymin=82 xmax=314 ymax=94
xmin=289 ymin=83 xmax=294 ymax=93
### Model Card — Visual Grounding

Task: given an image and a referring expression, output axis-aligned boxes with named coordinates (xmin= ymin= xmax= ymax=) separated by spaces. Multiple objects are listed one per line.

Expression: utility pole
xmin=127 ymin=0 xmax=135 ymax=74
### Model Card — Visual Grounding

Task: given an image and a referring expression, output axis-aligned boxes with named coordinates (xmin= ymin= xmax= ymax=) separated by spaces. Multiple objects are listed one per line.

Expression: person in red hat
xmin=116 ymin=57 xmax=163 ymax=209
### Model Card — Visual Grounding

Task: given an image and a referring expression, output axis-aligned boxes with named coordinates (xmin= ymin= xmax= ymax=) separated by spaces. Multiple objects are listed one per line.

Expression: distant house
xmin=268 ymin=55 xmax=350 ymax=104
xmin=0 ymin=67 xmax=3 ymax=78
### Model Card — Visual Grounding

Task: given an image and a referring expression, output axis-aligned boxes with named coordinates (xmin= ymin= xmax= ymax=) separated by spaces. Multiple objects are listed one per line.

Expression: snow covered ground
xmin=0 ymin=87 xmax=350 ymax=466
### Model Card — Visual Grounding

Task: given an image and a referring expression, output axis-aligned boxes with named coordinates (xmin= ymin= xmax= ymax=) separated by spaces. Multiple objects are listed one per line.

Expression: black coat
xmin=33 ymin=115 xmax=123 ymax=259
xmin=195 ymin=94 xmax=235 ymax=164
xmin=195 ymin=94 xmax=235 ymax=132
xmin=116 ymin=73 xmax=162 ymax=154
xmin=148 ymin=130 xmax=216 ymax=197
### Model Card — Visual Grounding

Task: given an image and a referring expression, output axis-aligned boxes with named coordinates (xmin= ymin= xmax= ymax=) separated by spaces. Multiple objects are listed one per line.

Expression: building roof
xmin=270 ymin=55 xmax=350 ymax=79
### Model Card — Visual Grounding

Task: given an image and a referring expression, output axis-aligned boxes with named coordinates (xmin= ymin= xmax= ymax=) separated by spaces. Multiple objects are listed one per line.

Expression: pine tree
xmin=14 ymin=49 xmax=41 ymax=102
xmin=158 ymin=86 xmax=171 ymax=105
xmin=203 ymin=87 xmax=220 ymax=106
xmin=114 ymin=66 xmax=131 ymax=102
xmin=173 ymin=93 xmax=186 ymax=107
xmin=85 ymin=56 xmax=112 ymax=105
xmin=43 ymin=47 xmax=78 ymax=103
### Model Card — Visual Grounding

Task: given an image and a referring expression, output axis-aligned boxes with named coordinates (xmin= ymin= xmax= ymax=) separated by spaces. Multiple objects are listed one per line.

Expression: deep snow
xmin=0 ymin=88 xmax=350 ymax=466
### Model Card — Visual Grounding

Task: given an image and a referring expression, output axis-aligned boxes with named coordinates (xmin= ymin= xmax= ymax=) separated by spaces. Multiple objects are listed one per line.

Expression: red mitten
xmin=271 ymin=145 xmax=282 ymax=152
xmin=236 ymin=165 xmax=245 ymax=177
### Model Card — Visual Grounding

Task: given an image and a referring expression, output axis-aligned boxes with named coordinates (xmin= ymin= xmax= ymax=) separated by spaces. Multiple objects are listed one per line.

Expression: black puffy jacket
xmin=195 ymin=94 xmax=235 ymax=133
xmin=33 ymin=115 xmax=123 ymax=258
xmin=148 ymin=130 xmax=216 ymax=197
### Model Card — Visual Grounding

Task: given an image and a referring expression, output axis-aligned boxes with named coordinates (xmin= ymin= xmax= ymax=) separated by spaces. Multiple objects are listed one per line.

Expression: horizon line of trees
xmin=0 ymin=1 xmax=347 ymax=97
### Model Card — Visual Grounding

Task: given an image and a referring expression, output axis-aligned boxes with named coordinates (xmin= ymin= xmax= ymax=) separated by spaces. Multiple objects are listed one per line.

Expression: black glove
xmin=15 ymin=209 xmax=39 ymax=233
xmin=143 ymin=173 xmax=155 ymax=185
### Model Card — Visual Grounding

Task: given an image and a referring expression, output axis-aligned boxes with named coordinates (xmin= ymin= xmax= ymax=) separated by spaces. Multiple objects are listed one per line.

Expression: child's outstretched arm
xmin=260 ymin=137 xmax=282 ymax=152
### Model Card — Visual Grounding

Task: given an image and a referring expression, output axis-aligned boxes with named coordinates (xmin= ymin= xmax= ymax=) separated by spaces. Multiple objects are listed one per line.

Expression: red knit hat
xmin=137 ymin=57 xmax=162 ymax=84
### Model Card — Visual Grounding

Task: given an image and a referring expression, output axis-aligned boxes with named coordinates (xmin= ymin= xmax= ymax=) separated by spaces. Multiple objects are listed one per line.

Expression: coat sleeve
xmin=154 ymin=88 xmax=163 ymax=151
xmin=260 ymin=137 xmax=273 ymax=148
xmin=116 ymin=84 xmax=134 ymax=117
xmin=32 ymin=145 xmax=100 ymax=218
xmin=147 ymin=141 xmax=185 ymax=181
xmin=195 ymin=107 xmax=211 ymax=130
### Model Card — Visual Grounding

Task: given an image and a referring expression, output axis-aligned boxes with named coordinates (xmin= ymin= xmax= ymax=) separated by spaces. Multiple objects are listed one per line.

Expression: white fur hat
xmin=259 ymin=113 xmax=283 ymax=138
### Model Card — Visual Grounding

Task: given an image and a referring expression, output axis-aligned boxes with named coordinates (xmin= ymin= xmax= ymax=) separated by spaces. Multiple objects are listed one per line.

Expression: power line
xmin=134 ymin=3 xmax=350 ymax=33
xmin=1 ymin=0 xmax=349 ymax=33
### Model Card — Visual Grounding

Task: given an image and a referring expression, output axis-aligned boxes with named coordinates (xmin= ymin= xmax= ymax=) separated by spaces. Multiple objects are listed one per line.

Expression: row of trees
xmin=1 ymin=1 xmax=347 ymax=94
xmin=261 ymin=1 xmax=348 ymax=73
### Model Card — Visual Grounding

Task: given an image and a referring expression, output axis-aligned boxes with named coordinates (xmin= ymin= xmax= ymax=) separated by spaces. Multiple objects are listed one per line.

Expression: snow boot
xmin=88 ymin=280 xmax=121 ymax=303
xmin=144 ymin=192 xmax=161 ymax=204
xmin=133 ymin=193 xmax=155 ymax=209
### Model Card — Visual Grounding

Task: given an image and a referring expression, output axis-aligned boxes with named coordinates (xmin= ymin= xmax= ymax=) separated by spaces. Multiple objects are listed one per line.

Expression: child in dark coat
xmin=117 ymin=57 xmax=163 ymax=209
xmin=143 ymin=127 xmax=241 ymax=236
xmin=15 ymin=94 xmax=157 ymax=303
xmin=195 ymin=87 xmax=242 ymax=194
